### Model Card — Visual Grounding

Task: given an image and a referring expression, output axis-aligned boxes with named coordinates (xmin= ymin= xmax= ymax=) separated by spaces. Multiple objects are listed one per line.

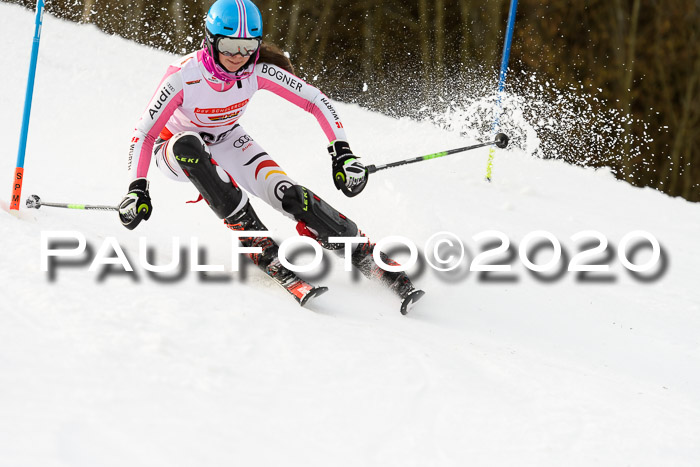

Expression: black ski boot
xmin=351 ymin=233 xmax=425 ymax=315
xmin=225 ymin=202 xmax=328 ymax=306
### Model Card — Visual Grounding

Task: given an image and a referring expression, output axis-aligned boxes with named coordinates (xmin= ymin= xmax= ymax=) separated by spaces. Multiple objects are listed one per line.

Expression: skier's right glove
xmin=118 ymin=178 xmax=152 ymax=230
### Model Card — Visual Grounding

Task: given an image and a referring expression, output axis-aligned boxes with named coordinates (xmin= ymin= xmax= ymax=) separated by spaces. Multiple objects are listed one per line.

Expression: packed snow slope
xmin=2 ymin=5 xmax=700 ymax=466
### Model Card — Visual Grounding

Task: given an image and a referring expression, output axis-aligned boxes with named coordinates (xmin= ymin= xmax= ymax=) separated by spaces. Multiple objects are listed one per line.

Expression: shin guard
xmin=172 ymin=132 xmax=246 ymax=218
xmin=281 ymin=185 xmax=358 ymax=249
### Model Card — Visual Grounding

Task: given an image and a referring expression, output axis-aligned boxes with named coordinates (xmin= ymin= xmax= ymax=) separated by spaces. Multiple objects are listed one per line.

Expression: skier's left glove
xmin=118 ymin=178 xmax=152 ymax=230
xmin=328 ymin=140 xmax=368 ymax=197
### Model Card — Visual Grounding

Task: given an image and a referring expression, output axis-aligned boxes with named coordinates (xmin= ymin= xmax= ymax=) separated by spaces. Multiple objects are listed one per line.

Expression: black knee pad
xmin=282 ymin=185 xmax=358 ymax=241
xmin=172 ymin=133 xmax=244 ymax=219
xmin=171 ymin=133 xmax=208 ymax=166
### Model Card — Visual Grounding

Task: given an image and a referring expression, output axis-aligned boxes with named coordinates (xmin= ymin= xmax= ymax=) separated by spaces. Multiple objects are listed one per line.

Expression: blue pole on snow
xmin=497 ymin=0 xmax=519 ymax=93
xmin=10 ymin=0 xmax=46 ymax=210
xmin=485 ymin=0 xmax=518 ymax=182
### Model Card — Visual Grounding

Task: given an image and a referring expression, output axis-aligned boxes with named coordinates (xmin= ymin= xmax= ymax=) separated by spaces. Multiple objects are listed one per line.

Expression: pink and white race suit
xmin=127 ymin=50 xmax=347 ymax=213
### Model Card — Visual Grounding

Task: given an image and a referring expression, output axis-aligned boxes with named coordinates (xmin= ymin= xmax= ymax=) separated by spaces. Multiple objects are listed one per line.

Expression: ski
xmin=264 ymin=257 xmax=328 ymax=307
xmin=400 ymin=289 xmax=425 ymax=315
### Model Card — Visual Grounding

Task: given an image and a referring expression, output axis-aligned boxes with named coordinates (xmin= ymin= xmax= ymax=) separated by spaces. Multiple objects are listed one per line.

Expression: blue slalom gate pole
xmin=10 ymin=0 xmax=46 ymax=210
xmin=485 ymin=0 xmax=519 ymax=182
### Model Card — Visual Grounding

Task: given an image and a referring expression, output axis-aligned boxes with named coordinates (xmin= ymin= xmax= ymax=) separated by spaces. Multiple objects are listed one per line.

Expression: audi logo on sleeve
xmin=149 ymin=83 xmax=177 ymax=120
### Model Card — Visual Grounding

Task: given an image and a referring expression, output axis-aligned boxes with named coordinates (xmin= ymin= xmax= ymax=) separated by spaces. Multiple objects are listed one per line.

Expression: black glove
xmin=118 ymin=178 xmax=152 ymax=230
xmin=328 ymin=140 xmax=368 ymax=197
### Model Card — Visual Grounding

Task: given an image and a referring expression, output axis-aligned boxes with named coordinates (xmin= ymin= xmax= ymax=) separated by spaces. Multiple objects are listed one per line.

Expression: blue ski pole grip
xmin=11 ymin=0 xmax=45 ymax=210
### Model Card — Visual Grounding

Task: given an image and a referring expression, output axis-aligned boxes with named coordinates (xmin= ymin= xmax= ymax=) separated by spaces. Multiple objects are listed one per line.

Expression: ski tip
xmin=299 ymin=286 xmax=329 ymax=307
xmin=400 ymin=289 xmax=425 ymax=315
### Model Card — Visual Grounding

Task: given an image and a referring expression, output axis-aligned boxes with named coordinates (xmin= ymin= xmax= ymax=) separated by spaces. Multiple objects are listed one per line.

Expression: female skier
xmin=117 ymin=0 xmax=423 ymax=313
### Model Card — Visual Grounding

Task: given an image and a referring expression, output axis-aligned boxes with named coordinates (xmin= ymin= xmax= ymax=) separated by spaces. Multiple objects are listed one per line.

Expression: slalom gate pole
xmin=367 ymin=133 xmax=509 ymax=174
xmin=484 ymin=0 xmax=519 ymax=182
xmin=10 ymin=0 xmax=46 ymax=210
xmin=25 ymin=195 xmax=118 ymax=211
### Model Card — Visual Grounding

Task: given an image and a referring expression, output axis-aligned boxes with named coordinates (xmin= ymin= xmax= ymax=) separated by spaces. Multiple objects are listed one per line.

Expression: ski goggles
xmin=216 ymin=37 xmax=261 ymax=57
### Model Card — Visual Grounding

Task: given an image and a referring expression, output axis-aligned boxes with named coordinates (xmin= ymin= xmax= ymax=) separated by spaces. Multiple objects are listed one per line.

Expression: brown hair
xmin=258 ymin=42 xmax=295 ymax=75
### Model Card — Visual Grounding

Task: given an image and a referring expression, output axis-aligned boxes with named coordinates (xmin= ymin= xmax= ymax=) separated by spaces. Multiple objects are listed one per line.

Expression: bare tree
xmin=81 ymin=0 xmax=96 ymax=24
xmin=284 ymin=0 xmax=301 ymax=56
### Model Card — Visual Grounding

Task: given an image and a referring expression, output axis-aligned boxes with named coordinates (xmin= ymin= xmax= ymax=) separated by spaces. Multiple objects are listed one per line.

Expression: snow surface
xmin=2 ymin=4 xmax=700 ymax=466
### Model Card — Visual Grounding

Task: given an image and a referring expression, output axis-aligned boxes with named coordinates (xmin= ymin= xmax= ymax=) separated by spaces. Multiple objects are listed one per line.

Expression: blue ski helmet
xmin=203 ymin=0 xmax=263 ymax=80
xmin=206 ymin=0 xmax=262 ymax=40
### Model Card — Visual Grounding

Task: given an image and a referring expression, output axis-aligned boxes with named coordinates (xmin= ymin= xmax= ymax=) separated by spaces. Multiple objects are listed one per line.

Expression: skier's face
xmin=219 ymin=53 xmax=248 ymax=72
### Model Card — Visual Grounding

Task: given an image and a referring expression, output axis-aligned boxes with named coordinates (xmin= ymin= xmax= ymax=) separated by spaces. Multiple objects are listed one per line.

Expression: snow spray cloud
xmin=378 ymin=66 xmax=654 ymax=177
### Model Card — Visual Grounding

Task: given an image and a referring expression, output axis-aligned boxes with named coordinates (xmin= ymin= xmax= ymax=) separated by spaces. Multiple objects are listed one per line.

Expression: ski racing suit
xmin=127 ymin=49 xmax=346 ymax=215
xmin=124 ymin=50 xmax=422 ymax=310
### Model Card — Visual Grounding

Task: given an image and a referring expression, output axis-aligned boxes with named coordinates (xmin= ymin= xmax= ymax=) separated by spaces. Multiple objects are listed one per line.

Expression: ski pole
xmin=10 ymin=0 xmax=46 ymax=210
xmin=366 ymin=133 xmax=509 ymax=174
xmin=26 ymin=194 xmax=118 ymax=211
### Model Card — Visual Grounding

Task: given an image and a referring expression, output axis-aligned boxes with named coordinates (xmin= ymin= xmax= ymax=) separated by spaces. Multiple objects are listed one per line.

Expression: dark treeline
xmin=6 ymin=0 xmax=699 ymax=201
